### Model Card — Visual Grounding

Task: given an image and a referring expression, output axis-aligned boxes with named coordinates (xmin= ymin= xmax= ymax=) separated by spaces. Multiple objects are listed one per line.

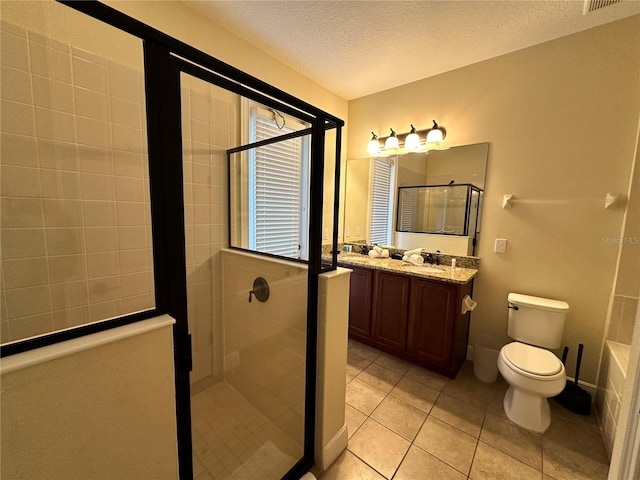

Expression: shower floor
xmin=191 ymin=381 xmax=303 ymax=480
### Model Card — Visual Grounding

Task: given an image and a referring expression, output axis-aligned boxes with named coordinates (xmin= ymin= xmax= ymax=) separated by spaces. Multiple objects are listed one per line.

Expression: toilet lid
xmin=502 ymin=342 xmax=562 ymax=376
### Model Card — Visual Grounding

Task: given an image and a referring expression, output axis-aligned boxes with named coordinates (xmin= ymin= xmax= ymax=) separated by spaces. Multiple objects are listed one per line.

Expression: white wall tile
xmin=1 ymin=133 xmax=38 ymax=167
xmin=1 ymin=100 xmax=35 ymax=136
xmin=86 ymin=252 xmax=121 ymax=278
xmin=1 ymin=66 xmax=33 ymax=103
xmin=38 ymin=140 xmax=80 ymax=171
xmin=1 ymin=30 xmax=29 ymax=71
xmin=3 ymin=258 xmax=49 ymax=289
xmin=48 ymin=254 xmax=86 ymax=283
xmin=45 ymin=227 xmax=84 ymax=256
xmin=84 ymin=227 xmax=119 ymax=253
xmin=40 ymin=170 xmax=81 ymax=199
xmin=82 ymin=201 xmax=117 ymax=227
xmin=5 ymin=285 xmax=52 ymax=319
xmin=43 ymin=199 xmax=83 ymax=227
xmin=1 ymin=228 xmax=46 ymax=259
xmin=35 ymin=107 xmax=76 ymax=142
xmin=1 ymin=198 xmax=44 ymax=228
xmin=32 ymin=75 xmax=74 ymax=113
xmin=72 ymin=56 xmax=107 ymax=93
xmin=29 ymin=41 xmax=72 ymax=83
xmin=75 ymin=86 xmax=110 ymax=122
xmin=50 ymin=281 xmax=89 ymax=311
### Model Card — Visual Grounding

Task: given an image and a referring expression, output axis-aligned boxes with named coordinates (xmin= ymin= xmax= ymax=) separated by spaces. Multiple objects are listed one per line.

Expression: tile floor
xmin=318 ymin=339 xmax=610 ymax=480
xmin=191 ymin=382 xmax=301 ymax=480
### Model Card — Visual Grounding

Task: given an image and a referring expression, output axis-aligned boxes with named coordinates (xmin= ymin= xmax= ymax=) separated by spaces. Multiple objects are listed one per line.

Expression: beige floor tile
xmin=346 ymin=377 xmax=387 ymax=415
xmin=390 ymin=376 xmax=440 ymax=413
xmin=348 ymin=418 xmax=411 ymax=479
xmin=395 ymin=445 xmax=467 ymax=480
xmin=347 ymin=351 xmax=373 ymax=377
xmin=370 ymin=395 xmax=427 ymax=441
xmin=470 ymin=442 xmax=541 ymax=480
xmin=318 ymin=450 xmax=385 ymax=480
xmin=374 ymin=351 xmax=413 ymax=375
xmin=349 ymin=340 xmax=381 ymax=362
xmin=405 ymin=365 xmax=450 ymax=391
xmin=542 ymin=439 xmax=609 ymax=480
xmin=357 ymin=362 xmax=403 ymax=393
xmin=431 ymin=392 xmax=485 ymax=438
xmin=414 ymin=415 xmax=477 ymax=475
xmin=346 ymin=372 xmax=355 ymax=384
xmin=543 ymin=409 xmax=609 ymax=465
xmin=345 ymin=404 xmax=367 ymax=439
xmin=481 ymin=413 xmax=543 ymax=470
xmin=442 ymin=361 xmax=508 ymax=411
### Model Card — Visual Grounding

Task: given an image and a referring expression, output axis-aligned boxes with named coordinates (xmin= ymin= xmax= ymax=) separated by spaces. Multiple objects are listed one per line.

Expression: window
xmin=369 ymin=157 xmax=395 ymax=245
xmin=248 ymin=105 xmax=310 ymax=259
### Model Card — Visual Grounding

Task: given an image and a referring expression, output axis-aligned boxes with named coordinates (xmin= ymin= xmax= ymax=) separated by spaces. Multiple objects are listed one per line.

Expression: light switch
xmin=322 ymin=228 xmax=328 ymax=240
xmin=345 ymin=226 xmax=351 ymax=237
xmin=494 ymin=238 xmax=507 ymax=254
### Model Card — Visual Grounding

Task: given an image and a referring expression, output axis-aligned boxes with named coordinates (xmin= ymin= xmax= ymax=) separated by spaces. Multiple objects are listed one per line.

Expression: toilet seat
xmin=502 ymin=342 xmax=562 ymax=377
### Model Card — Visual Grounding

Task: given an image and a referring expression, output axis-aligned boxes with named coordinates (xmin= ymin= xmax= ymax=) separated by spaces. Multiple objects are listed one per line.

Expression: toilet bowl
xmin=498 ymin=341 xmax=566 ymax=433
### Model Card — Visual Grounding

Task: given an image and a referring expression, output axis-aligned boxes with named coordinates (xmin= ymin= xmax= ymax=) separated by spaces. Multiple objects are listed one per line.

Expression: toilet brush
xmin=556 ymin=343 xmax=591 ymax=415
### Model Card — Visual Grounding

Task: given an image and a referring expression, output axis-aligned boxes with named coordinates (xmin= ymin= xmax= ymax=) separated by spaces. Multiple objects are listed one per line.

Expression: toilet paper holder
xmin=461 ymin=295 xmax=477 ymax=314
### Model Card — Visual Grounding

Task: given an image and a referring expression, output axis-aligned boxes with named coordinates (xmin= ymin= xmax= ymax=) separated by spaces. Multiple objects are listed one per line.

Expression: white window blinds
xmin=250 ymin=109 xmax=307 ymax=258
xmin=369 ymin=158 xmax=393 ymax=245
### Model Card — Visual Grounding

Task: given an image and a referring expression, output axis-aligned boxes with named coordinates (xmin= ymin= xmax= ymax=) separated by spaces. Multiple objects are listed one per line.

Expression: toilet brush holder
xmin=556 ymin=343 xmax=591 ymax=415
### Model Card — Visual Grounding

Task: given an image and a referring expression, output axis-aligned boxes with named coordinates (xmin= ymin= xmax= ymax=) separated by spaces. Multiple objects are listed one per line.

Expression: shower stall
xmin=0 ymin=2 xmax=343 ymax=479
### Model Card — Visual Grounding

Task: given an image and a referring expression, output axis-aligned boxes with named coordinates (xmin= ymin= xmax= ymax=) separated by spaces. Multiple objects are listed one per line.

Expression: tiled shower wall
xmin=0 ymin=21 xmax=154 ymax=343
xmin=181 ymin=77 xmax=235 ymax=387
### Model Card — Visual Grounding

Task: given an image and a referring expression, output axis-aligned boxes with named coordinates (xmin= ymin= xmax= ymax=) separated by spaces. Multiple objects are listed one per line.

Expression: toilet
xmin=497 ymin=292 xmax=570 ymax=433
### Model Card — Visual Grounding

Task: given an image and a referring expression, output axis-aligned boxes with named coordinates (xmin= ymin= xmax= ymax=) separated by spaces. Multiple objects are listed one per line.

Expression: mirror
xmin=343 ymin=142 xmax=489 ymax=255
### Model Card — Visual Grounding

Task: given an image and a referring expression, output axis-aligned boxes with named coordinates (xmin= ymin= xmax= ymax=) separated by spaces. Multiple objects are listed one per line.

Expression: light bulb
xmin=426 ymin=120 xmax=446 ymax=144
xmin=367 ymin=132 xmax=380 ymax=154
xmin=385 ymin=128 xmax=399 ymax=150
xmin=404 ymin=124 xmax=420 ymax=150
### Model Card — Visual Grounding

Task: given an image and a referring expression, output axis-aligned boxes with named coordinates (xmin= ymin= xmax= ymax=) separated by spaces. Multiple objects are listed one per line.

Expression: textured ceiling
xmin=186 ymin=0 xmax=640 ymax=100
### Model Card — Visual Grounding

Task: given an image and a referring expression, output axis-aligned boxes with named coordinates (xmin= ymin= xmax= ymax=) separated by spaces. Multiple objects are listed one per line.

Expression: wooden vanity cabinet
xmin=346 ymin=267 xmax=374 ymax=341
xmin=344 ymin=264 xmax=473 ymax=378
xmin=371 ymin=271 xmax=410 ymax=351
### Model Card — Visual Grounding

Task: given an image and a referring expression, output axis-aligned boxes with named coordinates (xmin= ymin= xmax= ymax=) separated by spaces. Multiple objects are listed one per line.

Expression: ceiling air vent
xmin=583 ymin=0 xmax=621 ymax=14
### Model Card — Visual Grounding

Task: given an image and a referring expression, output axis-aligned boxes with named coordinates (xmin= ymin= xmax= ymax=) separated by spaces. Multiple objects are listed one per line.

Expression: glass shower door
xmin=179 ymin=69 xmax=310 ymax=480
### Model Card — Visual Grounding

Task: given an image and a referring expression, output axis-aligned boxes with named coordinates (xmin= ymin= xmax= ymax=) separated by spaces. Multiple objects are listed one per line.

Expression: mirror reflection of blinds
xmin=369 ymin=158 xmax=392 ymax=245
xmin=399 ymin=189 xmax=417 ymax=231
xmin=253 ymin=116 xmax=302 ymax=258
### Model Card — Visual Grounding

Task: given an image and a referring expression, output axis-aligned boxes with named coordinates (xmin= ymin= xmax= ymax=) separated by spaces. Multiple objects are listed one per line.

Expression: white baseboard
xmin=316 ymin=423 xmax=348 ymax=472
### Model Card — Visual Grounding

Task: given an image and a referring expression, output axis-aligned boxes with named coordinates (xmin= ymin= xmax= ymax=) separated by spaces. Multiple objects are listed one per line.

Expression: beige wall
xmin=348 ymin=15 xmax=640 ymax=384
xmin=1 ymin=319 xmax=178 ymax=480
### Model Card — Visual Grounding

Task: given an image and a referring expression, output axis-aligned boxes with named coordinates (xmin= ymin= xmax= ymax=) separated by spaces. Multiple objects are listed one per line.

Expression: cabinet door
xmin=407 ymin=278 xmax=457 ymax=367
xmin=348 ymin=267 xmax=373 ymax=338
xmin=372 ymin=271 xmax=410 ymax=350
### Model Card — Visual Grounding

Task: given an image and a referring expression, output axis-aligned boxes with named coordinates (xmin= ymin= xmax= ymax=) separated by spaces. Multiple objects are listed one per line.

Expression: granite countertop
xmin=336 ymin=252 xmax=478 ymax=285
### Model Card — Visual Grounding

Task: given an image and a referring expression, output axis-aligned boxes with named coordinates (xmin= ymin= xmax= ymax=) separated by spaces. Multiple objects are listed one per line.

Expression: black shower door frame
xmin=51 ymin=2 xmax=344 ymax=479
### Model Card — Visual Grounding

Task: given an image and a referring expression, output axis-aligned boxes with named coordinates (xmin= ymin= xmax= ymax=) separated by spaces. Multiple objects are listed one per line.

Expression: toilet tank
xmin=507 ymin=293 xmax=570 ymax=349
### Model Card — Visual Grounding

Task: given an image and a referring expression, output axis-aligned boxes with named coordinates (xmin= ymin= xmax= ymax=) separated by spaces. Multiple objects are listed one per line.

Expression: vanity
xmin=338 ymin=253 xmax=478 ymax=378
xmin=341 ymin=141 xmax=488 ymax=377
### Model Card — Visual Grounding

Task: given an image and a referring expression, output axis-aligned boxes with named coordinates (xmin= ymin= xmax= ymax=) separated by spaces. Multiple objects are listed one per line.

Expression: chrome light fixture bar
xmin=367 ymin=120 xmax=447 ymax=155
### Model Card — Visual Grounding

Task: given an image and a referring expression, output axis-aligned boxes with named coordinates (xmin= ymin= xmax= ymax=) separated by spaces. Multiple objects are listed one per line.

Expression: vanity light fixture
xmin=367 ymin=132 xmax=381 ymax=154
xmin=404 ymin=124 xmax=421 ymax=150
xmin=385 ymin=128 xmax=399 ymax=150
xmin=425 ymin=120 xmax=447 ymax=144
xmin=367 ymin=120 xmax=447 ymax=155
